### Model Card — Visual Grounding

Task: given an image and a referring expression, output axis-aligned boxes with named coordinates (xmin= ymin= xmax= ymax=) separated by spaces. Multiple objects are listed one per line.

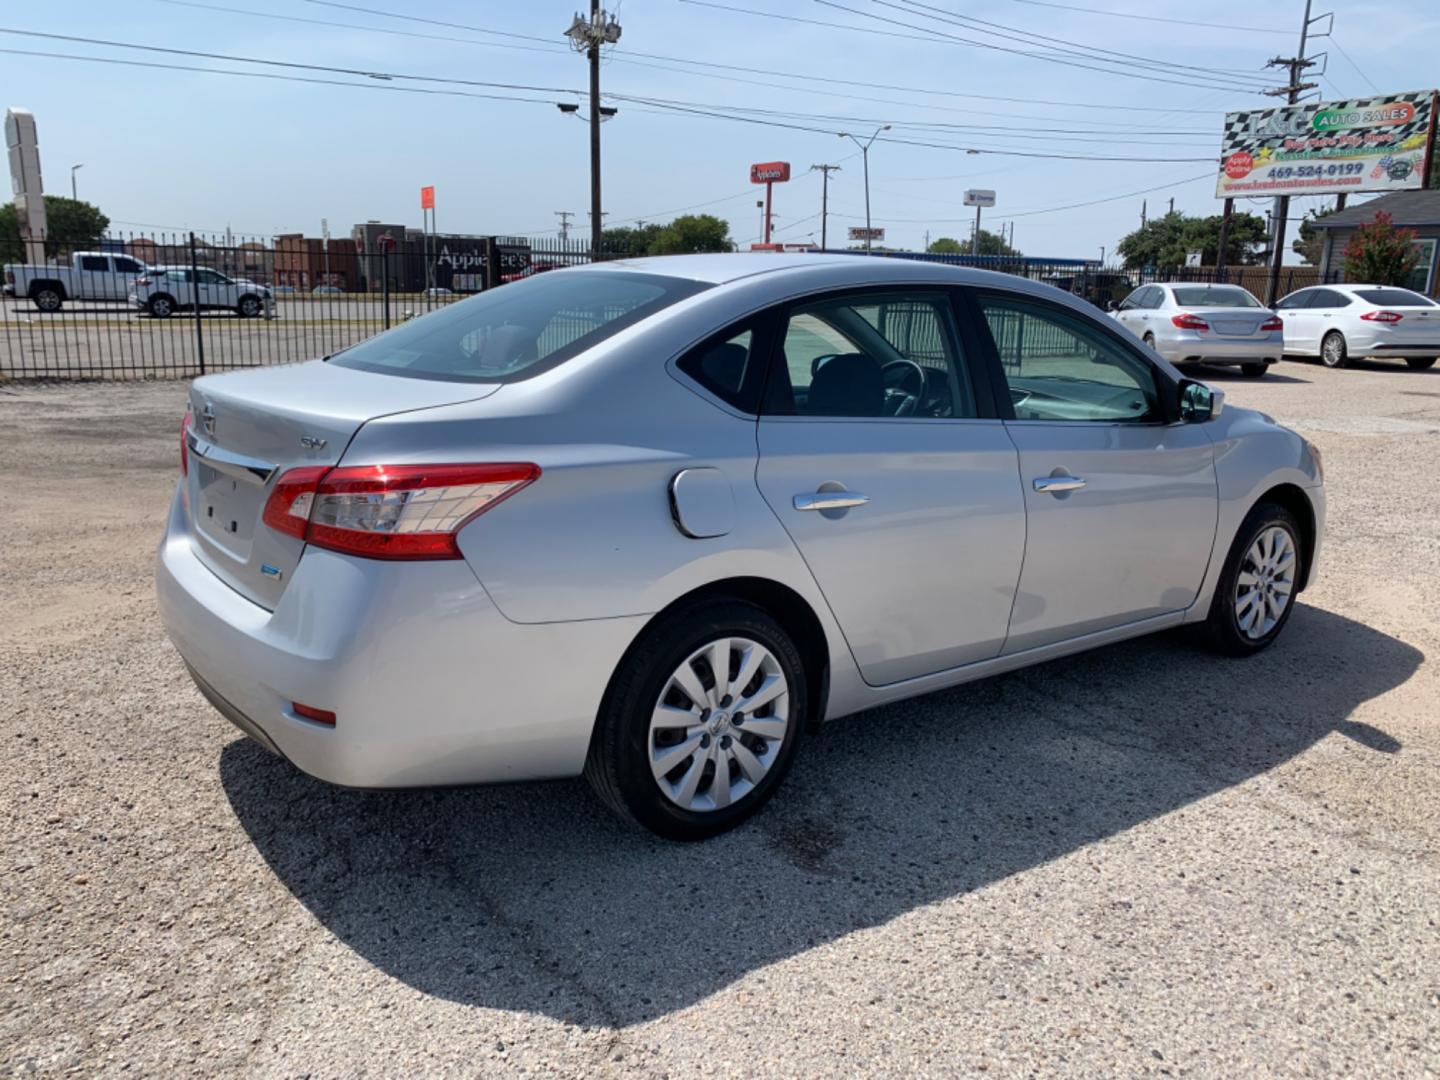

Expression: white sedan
xmin=1275 ymin=283 xmax=1440 ymax=369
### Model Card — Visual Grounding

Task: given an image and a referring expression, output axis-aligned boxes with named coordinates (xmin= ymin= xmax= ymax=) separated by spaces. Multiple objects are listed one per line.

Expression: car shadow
xmin=1192 ymin=364 xmax=1311 ymax=385
xmin=220 ymin=604 xmax=1419 ymax=1027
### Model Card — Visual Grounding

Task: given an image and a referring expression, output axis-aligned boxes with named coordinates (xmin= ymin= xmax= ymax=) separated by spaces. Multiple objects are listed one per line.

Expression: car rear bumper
xmin=155 ymin=484 xmax=645 ymax=788
xmin=1157 ymin=331 xmax=1283 ymax=365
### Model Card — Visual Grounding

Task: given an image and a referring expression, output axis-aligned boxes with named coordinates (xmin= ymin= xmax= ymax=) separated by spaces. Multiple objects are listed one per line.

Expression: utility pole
xmin=564 ymin=6 xmax=621 ymax=252
xmin=1168 ymin=197 xmax=1174 ymax=215
xmin=1263 ymin=0 xmax=1321 ymax=305
xmin=555 ymin=210 xmax=574 ymax=242
xmin=1141 ymin=199 xmax=1147 ymax=228
xmin=839 ymin=126 xmax=890 ymax=252
xmin=810 ymin=163 xmax=841 ymax=250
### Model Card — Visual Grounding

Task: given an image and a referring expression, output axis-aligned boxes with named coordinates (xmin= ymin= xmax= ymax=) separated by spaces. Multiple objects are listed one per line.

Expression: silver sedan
xmin=1113 ymin=282 xmax=1284 ymax=377
xmin=157 ymin=255 xmax=1325 ymax=840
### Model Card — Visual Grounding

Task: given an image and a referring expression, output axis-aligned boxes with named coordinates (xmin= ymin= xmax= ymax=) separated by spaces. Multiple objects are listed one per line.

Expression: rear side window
xmin=677 ymin=325 xmax=763 ymax=412
xmin=332 ymin=271 xmax=708 ymax=383
xmin=1170 ymin=286 xmax=1260 ymax=308
xmin=1354 ymin=287 xmax=1436 ymax=307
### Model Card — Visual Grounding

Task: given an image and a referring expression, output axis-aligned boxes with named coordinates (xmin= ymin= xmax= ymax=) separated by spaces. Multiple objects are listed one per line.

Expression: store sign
xmin=420 ymin=185 xmax=435 ymax=210
xmin=848 ymin=226 xmax=885 ymax=241
xmin=750 ymin=161 xmax=791 ymax=183
xmin=963 ymin=189 xmax=996 ymax=207
xmin=1216 ymin=91 xmax=1437 ymax=198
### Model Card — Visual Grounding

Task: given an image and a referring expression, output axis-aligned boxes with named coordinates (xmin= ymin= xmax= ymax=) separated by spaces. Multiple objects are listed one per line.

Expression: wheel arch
xmin=1252 ymin=482 xmax=1318 ymax=591
xmin=606 ymin=576 xmax=831 ymax=732
xmin=28 ymin=278 xmax=66 ymax=299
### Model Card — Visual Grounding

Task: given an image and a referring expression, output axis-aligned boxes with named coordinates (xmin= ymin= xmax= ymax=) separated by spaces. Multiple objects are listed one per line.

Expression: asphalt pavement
xmin=2 ymin=361 xmax=1438 ymax=1077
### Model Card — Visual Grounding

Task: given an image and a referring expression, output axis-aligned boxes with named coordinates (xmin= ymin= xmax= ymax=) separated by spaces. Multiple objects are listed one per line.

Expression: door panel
xmin=1001 ymin=422 xmax=1217 ymax=652
xmin=756 ymin=421 xmax=1026 ymax=683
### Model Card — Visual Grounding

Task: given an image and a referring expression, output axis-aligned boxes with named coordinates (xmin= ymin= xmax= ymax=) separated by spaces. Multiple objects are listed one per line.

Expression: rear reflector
xmin=292 ymin=702 xmax=336 ymax=726
xmin=1260 ymin=315 xmax=1283 ymax=332
xmin=1361 ymin=310 xmax=1403 ymax=323
xmin=261 ymin=462 xmax=540 ymax=560
xmin=1171 ymin=313 xmax=1209 ymax=330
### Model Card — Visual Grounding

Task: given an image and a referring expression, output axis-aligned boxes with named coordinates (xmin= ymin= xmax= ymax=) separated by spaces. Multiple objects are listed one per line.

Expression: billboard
xmin=1216 ymin=91 xmax=1437 ymax=198
xmin=750 ymin=161 xmax=791 ymax=183
xmin=963 ymin=189 xmax=996 ymax=207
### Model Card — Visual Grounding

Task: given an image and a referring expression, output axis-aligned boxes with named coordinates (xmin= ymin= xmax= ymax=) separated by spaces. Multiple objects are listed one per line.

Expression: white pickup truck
xmin=3 ymin=251 xmax=149 ymax=312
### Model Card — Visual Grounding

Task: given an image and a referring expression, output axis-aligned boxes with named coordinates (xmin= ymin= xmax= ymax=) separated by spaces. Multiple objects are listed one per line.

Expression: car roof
xmin=582 ymin=251 xmax=1026 ymax=288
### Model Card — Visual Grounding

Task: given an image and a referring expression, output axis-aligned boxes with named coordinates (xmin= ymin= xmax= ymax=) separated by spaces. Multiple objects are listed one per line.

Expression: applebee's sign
xmin=750 ymin=161 xmax=791 ymax=183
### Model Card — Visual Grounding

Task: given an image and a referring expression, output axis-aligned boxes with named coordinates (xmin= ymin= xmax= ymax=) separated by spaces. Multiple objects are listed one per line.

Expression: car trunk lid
xmin=184 ymin=359 xmax=499 ymax=609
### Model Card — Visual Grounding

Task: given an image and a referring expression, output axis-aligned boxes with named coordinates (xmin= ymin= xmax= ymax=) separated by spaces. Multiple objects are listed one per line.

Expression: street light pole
xmin=839 ymin=126 xmax=890 ymax=252
xmin=70 ymin=163 xmax=83 ymax=200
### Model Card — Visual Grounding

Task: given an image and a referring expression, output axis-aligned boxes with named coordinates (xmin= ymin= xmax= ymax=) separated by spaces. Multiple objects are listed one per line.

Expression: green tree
xmin=600 ymin=222 xmax=663 ymax=255
xmin=927 ymin=230 xmax=1019 ymax=257
xmin=1343 ymin=210 xmax=1422 ymax=286
xmin=647 ymin=214 xmax=732 ymax=255
xmin=1116 ymin=210 xmax=1267 ymax=269
xmin=0 ymin=196 xmax=110 ymax=262
xmin=1292 ymin=206 xmax=1336 ymax=266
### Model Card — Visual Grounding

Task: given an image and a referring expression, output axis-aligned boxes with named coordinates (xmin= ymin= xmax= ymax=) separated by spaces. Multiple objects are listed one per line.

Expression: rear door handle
xmin=1033 ymin=476 xmax=1086 ymax=494
xmin=794 ymin=492 xmax=869 ymax=511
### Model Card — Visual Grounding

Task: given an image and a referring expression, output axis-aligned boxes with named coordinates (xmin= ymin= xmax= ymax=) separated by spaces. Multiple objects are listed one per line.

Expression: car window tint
xmin=1354 ymin=287 xmax=1436 ymax=307
xmin=1309 ymin=289 xmax=1351 ymax=308
xmin=332 ymin=271 xmax=709 ymax=383
xmin=767 ymin=292 xmax=975 ymax=419
xmin=1274 ymin=291 xmax=1311 ymax=310
xmin=112 ymin=257 xmax=141 ymax=273
xmin=80 ymin=256 xmax=109 ymax=271
xmin=677 ymin=326 xmax=759 ymax=412
xmin=980 ymin=295 xmax=1160 ymax=423
xmin=1170 ymin=286 xmax=1260 ymax=308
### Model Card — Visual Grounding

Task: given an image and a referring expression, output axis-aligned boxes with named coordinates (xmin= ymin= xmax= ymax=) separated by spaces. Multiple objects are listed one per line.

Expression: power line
xmin=1327 ymin=37 xmax=1380 ymax=95
xmin=964 ymin=0 xmax=1290 ymax=35
xmin=816 ymin=0 xmax=1278 ymax=93
xmin=302 ymin=0 xmax=559 ymax=46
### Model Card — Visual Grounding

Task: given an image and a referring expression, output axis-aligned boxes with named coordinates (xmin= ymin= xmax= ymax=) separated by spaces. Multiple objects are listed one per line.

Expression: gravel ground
xmin=2 ymin=360 xmax=1438 ymax=1078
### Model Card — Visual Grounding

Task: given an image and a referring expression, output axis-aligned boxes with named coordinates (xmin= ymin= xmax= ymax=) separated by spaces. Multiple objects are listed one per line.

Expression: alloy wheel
xmin=648 ymin=636 xmax=790 ymax=812
xmin=35 ymin=289 xmax=61 ymax=312
xmin=1234 ymin=525 xmax=1296 ymax=640
xmin=1322 ymin=333 xmax=1346 ymax=367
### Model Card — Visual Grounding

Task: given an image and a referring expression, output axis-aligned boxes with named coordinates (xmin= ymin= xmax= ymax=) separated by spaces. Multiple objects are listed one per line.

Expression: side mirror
xmin=1179 ymin=379 xmax=1224 ymax=422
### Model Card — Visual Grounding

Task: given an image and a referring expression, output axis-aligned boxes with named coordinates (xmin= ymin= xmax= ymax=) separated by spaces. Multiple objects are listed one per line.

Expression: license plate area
xmin=195 ymin=460 xmax=261 ymax=559
xmin=1212 ymin=320 xmax=1257 ymax=337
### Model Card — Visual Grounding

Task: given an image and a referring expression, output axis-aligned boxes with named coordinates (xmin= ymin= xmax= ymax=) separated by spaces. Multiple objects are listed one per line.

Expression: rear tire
xmin=1240 ymin=362 xmax=1268 ymax=378
xmin=1200 ymin=501 xmax=1303 ymax=657
xmin=31 ymin=286 xmax=64 ymax=313
xmin=1405 ymin=357 xmax=1437 ymax=371
xmin=585 ymin=600 xmax=807 ymax=841
xmin=236 ymin=295 xmax=262 ymax=318
xmin=1320 ymin=331 xmax=1348 ymax=368
xmin=147 ymin=294 xmax=175 ymax=319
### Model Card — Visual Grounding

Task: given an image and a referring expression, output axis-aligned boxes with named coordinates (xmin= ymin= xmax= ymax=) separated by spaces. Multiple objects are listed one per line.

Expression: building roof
xmin=1311 ymin=189 xmax=1440 ymax=229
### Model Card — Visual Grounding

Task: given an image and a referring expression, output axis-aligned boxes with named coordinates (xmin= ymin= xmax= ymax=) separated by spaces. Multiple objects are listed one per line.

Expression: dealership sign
xmin=848 ymin=226 xmax=885 ymax=241
xmin=1216 ymin=91 xmax=1437 ymax=198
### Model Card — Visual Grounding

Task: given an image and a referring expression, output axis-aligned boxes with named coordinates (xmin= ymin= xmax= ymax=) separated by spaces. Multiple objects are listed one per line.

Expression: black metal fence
xmin=2 ymin=230 xmax=1335 ymax=381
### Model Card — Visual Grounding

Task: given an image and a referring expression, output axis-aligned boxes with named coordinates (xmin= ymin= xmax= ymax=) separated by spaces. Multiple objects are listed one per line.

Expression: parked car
xmin=311 ymin=285 xmax=344 ymax=295
xmin=157 ymin=255 xmax=1325 ymax=840
xmin=423 ymin=287 xmax=454 ymax=298
xmin=1041 ymin=270 xmax=1134 ymax=310
xmin=3 ymin=251 xmax=148 ymax=311
xmin=130 ymin=266 xmax=274 ymax=319
xmin=1113 ymin=283 xmax=1282 ymax=378
xmin=1274 ymin=283 xmax=1440 ymax=369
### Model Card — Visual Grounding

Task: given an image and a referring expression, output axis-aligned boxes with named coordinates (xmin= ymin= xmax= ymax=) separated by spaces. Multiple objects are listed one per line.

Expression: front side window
xmin=112 ymin=257 xmax=141 ymax=273
xmin=1119 ymin=288 xmax=1147 ymax=311
xmin=332 ymin=270 xmax=708 ymax=383
xmin=80 ymin=256 xmax=108 ymax=271
xmin=980 ymin=295 xmax=1161 ymax=423
xmin=1170 ymin=286 xmax=1261 ymax=308
xmin=765 ymin=291 xmax=975 ymax=419
xmin=1274 ymin=290 xmax=1312 ymax=310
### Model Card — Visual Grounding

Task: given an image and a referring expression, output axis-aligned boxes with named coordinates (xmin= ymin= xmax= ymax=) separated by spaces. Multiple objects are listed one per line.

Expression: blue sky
xmin=4 ymin=0 xmax=1436 ymax=258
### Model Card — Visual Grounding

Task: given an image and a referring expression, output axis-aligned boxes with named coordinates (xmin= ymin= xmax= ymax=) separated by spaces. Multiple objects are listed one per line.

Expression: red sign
xmin=1223 ymin=152 xmax=1254 ymax=180
xmin=750 ymin=161 xmax=791 ymax=184
xmin=420 ymin=185 xmax=436 ymax=210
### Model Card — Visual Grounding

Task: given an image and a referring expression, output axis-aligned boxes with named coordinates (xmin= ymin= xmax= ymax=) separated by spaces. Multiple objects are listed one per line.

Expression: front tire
xmin=236 ymin=295 xmax=262 ymax=318
xmin=585 ymin=600 xmax=807 ymax=841
xmin=1406 ymin=357 xmax=1437 ymax=371
xmin=147 ymin=294 xmax=175 ymax=318
xmin=1240 ymin=362 xmax=1268 ymax=378
xmin=1201 ymin=502 xmax=1302 ymax=656
xmin=1320 ymin=331 xmax=1348 ymax=368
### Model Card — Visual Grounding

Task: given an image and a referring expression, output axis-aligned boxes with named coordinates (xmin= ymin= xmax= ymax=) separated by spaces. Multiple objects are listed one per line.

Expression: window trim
xmin=758 ymin=284 xmax=998 ymax=422
xmin=962 ymin=286 xmax=1181 ymax=426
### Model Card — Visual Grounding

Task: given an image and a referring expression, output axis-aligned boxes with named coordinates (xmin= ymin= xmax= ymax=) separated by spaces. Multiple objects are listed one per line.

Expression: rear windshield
xmin=1353 ymin=287 xmax=1436 ymax=307
xmin=331 ymin=270 xmax=709 ymax=382
xmin=1170 ymin=286 xmax=1260 ymax=308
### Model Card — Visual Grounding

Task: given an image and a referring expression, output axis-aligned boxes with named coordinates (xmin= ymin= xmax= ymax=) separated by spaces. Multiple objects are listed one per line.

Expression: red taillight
xmin=1260 ymin=315 xmax=1283 ymax=332
xmin=1171 ymin=313 xmax=1209 ymax=330
xmin=1361 ymin=310 xmax=1403 ymax=323
xmin=261 ymin=463 xmax=540 ymax=560
xmin=292 ymin=702 xmax=336 ymax=726
xmin=180 ymin=410 xmax=192 ymax=475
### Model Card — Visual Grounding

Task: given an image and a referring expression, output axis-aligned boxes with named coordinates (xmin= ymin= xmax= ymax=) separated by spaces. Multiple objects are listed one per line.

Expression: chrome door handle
xmin=1033 ymin=476 xmax=1086 ymax=494
xmin=794 ymin=491 xmax=869 ymax=511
